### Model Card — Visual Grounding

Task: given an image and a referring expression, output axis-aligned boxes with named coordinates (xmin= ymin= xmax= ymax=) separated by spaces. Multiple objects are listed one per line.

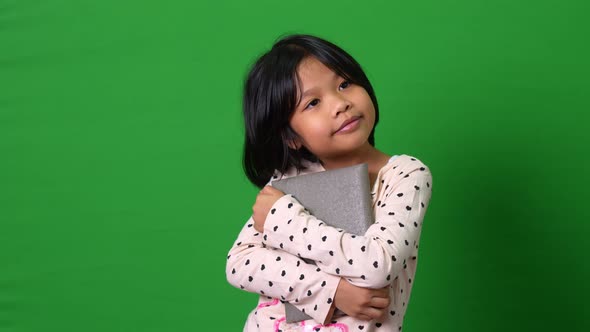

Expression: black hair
xmin=242 ymin=34 xmax=380 ymax=188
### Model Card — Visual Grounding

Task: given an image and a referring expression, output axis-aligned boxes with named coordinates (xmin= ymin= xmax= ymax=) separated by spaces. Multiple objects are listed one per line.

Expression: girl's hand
xmin=334 ymin=278 xmax=391 ymax=321
xmin=252 ymin=186 xmax=285 ymax=232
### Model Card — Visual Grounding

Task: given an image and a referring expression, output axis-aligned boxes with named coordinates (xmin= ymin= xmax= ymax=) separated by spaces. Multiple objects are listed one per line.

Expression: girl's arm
xmin=226 ymin=216 xmax=341 ymax=323
xmin=261 ymin=158 xmax=433 ymax=289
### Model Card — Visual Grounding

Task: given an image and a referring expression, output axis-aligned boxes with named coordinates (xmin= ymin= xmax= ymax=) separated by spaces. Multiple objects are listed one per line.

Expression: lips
xmin=335 ymin=116 xmax=362 ymax=133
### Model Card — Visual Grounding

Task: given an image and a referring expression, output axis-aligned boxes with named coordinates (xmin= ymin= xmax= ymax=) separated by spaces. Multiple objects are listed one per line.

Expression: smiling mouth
xmin=335 ymin=116 xmax=362 ymax=134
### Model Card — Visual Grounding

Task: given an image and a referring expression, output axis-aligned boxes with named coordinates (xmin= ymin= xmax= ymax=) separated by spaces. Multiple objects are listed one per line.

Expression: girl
xmin=226 ymin=34 xmax=433 ymax=332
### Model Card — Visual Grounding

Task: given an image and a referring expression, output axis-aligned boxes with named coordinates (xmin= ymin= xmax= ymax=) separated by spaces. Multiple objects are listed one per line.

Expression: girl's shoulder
xmin=379 ymin=153 xmax=432 ymax=181
xmin=387 ymin=154 xmax=429 ymax=168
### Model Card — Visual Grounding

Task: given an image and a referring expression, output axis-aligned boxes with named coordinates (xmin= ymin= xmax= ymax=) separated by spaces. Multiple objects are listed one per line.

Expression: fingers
xmin=370 ymin=296 xmax=390 ymax=309
xmin=260 ymin=185 xmax=284 ymax=195
xmin=373 ymin=286 xmax=390 ymax=298
xmin=356 ymin=307 xmax=388 ymax=321
xmin=259 ymin=185 xmax=272 ymax=193
xmin=350 ymin=288 xmax=390 ymax=321
xmin=356 ymin=314 xmax=373 ymax=321
xmin=259 ymin=185 xmax=272 ymax=194
xmin=353 ymin=287 xmax=389 ymax=320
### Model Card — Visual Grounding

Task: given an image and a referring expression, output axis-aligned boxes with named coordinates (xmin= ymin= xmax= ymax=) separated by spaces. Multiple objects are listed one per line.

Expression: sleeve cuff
xmin=289 ymin=270 xmax=340 ymax=324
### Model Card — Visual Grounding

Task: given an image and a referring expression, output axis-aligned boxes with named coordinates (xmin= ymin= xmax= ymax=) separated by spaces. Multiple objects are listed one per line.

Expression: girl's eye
xmin=339 ymin=81 xmax=351 ymax=90
xmin=305 ymin=99 xmax=320 ymax=110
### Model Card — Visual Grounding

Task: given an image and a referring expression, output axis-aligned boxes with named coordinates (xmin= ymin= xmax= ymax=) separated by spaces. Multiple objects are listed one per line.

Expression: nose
xmin=332 ymin=94 xmax=351 ymax=117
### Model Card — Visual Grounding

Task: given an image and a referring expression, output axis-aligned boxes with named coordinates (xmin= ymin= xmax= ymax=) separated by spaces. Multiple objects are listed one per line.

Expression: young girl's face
xmin=289 ymin=56 xmax=376 ymax=161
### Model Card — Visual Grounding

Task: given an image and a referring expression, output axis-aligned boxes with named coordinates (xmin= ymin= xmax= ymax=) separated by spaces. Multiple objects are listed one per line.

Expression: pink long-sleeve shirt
xmin=226 ymin=154 xmax=433 ymax=332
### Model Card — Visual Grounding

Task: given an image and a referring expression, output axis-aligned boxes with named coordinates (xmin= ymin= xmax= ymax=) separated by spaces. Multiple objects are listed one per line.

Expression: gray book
xmin=271 ymin=163 xmax=374 ymax=323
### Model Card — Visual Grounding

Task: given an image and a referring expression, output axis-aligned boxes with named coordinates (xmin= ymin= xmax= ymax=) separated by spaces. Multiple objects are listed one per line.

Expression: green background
xmin=1 ymin=0 xmax=588 ymax=331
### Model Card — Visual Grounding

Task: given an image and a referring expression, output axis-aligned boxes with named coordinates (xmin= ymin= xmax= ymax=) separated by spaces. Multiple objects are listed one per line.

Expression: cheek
xmin=363 ymin=98 xmax=376 ymax=122
xmin=354 ymin=89 xmax=375 ymax=116
xmin=292 ymin=117 xmax=327 ymax=139
xmin=367 ymin=104 xmax=376 ymax=123
xmin=306 ymin=120 xmax=328 ymax=134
